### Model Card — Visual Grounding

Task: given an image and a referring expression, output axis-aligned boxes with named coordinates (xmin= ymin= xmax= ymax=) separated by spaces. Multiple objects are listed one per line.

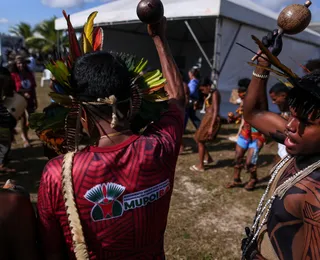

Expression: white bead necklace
xmin=243 ymin=155 xmax=320 ymax=255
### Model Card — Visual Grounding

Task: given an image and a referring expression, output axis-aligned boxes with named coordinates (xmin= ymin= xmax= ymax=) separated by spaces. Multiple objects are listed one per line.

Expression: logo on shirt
xmin=84 ymin=179 xmax=170 ymax=222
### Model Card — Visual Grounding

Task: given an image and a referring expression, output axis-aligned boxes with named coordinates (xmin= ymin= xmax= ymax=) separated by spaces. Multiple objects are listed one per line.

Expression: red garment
xmin=240 ymin=121 xmax=252 ymax=140
xmin=11 ymin=72 xmax=36 ymax=112
xmin=37 ymin=103 xmax=183 ymax=260
xmin=240 ymin=121 xmax=265 ymax=143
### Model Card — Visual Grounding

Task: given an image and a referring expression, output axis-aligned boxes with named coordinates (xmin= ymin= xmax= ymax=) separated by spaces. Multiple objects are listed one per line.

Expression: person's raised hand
xmin=147 ymin=17 xmax=167 ymax=39
xmin=257 ymin=29 xmax=283 ymax=65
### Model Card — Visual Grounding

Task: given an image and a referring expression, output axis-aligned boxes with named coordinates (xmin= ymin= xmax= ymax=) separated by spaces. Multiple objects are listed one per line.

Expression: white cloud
xmin=256 ymin=0 xmax=295 ymax=11
xmin=41 ymin=0 xmax=94 ymax=8
xmin=0 ymin=18 xmax=8 ymax=24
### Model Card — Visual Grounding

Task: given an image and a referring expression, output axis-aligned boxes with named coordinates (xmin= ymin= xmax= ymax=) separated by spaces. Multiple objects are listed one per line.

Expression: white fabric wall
xmin=100 ymin=18 xmax=320 ymax=117
xmin=101 ymin=19 xmax=216 ymax=78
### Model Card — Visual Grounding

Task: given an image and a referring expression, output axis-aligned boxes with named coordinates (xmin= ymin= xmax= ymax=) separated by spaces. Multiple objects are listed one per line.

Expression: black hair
xmin=288 ymin=70 xmax=320 ymax=119
xmin=269 ymin=83 xmax=290 ymax=95
xmin=305 ymin=59 xmax=320 ymax=72
xmin=189 ymin=67 xmax=200 ymax=79
xmin=179 ymin=69 xmax=188 ymax=83
xmin=71 ymin=51 xmax=131 ymax=102
xmin=238 ymin=78 xmax=250 ymax=93
xmin=10 ymin=60 xmax=32 ymax=74
xmin=199 ymin=77 xmax=212 ymax=86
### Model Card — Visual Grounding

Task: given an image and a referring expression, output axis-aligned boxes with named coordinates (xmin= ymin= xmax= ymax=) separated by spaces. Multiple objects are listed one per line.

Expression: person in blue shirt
xmin=185 ymin=66 xmax=201 ymax=130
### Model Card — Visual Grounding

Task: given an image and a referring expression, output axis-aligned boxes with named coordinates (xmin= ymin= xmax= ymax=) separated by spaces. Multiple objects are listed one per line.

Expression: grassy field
xmin=0 ymin=73 xmax=278 ymax=259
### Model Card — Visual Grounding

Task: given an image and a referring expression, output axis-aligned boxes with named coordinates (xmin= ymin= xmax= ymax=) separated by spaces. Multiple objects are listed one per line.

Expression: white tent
xmin=309 ymin=22 xmax=320 ymax=33
xmin=55 ymin=0 xmax=320 ymax=117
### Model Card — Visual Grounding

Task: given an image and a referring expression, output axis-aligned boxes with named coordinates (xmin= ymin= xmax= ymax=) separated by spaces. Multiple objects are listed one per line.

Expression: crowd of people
xmin=0 ymin=49 xmax=38 ymax=173
xmin=1 ymin=6 xmax=320 ymax=260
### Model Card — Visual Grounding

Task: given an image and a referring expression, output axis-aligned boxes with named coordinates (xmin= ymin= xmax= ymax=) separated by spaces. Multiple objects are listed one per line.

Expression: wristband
xmin=252 ymin=71 xmax=269 ymax=79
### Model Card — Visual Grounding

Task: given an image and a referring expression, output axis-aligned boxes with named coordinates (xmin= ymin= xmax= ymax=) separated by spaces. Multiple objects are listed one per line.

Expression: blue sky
xmin=0 ymin=0 xmax=320 ymax=33
xmin=0 ymin=0 xmax=103 ymax=33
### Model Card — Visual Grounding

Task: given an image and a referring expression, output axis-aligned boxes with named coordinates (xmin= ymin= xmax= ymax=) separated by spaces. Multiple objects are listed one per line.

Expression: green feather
xmin=49 ymin=93 xmax=73 ymax=106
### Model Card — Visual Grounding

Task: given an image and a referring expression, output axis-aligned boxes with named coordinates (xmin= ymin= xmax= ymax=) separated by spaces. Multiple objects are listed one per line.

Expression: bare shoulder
xmin=0 ymin=189 xmax=33 ymax=219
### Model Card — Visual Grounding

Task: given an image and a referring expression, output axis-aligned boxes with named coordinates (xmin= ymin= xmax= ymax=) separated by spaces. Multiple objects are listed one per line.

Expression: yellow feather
xmin=83 ymin=11 xmax=98 ymax=53
xmin=247 ymin=62 xmax=289 ymax=78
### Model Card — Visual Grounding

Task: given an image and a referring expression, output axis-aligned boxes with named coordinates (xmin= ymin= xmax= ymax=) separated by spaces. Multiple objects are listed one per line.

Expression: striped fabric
xmin=37 ymin=104 xmax=183 ymax=260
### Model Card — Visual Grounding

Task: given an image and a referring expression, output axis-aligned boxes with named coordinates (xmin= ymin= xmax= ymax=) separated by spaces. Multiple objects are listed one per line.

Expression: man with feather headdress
xmin=241 ymin=30 xmax=320 ymax=259
xmin=36 ymin=10 xmax=185 ymax=260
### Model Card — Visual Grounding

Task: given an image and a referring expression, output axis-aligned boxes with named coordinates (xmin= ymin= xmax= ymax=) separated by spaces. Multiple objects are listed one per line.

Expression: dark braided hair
xmin=288 ymin=70 xmax=320 ymax=119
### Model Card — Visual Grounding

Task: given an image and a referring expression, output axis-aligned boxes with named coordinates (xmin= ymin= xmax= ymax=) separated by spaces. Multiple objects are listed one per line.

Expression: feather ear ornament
xmin=31 ymin=10 xmax=169 ymax=152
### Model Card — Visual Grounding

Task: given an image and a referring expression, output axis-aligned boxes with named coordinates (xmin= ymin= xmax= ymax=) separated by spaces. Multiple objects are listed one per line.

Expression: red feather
xmin=289 ymin=57 xmax=311 ymax=74
xmin=93 ymin=27 xmax=104 ymax=51
xmin=62 ymin=10 xmax=82 ymax=61
xmin=67 ymin=55 xmax=73 ymax=70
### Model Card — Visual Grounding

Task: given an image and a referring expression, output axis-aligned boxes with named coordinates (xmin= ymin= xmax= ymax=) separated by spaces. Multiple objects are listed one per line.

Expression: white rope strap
xmin=62 ymin=152 xmax=89 ymax=260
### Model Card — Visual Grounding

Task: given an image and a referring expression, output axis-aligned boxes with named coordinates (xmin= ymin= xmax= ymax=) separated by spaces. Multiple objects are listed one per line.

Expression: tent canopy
xmin=309 ymin=22 xmax=320 ymax=34
xmin=55 ymin=0 xmax=320 ymax=45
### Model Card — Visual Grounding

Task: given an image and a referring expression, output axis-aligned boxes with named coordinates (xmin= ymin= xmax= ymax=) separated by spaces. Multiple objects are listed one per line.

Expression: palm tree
xmin=9 ymin=22 xmax=33 ymax=38
xmin=9 ymin=22 xmax=33 ymax=49
xmin=26 ymin=17 xmax=68 ymax=55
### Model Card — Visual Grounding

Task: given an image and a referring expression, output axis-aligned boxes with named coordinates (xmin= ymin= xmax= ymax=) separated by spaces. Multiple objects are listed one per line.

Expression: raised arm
xmin=148 ymin=18 xmax=185 ymax=110
xmin=243 ymin=32 xmax=287 ymax=142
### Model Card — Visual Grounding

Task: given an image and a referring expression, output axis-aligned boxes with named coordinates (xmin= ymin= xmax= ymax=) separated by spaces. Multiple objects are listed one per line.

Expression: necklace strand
xmin=244 ymin=155 xmax=320 ymax=255
xmin=100 ymin=129 xmax=132 ymax=138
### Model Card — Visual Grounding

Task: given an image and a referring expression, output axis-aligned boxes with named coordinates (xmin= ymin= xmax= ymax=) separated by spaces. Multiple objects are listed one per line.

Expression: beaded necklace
xmin=243 ymin=155 xmax=320 ymax=255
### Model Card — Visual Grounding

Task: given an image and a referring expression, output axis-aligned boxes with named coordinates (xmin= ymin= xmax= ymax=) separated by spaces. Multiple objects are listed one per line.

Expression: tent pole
xmin=184 ymin=20 xmax=212 ymax=69
xmin=56 ymin=30 xmax=60 ymax=56
xmin=219 ymin=24 xmax=242 ymax=74
xmin=212 ymin=17 xmax=222 ymax=88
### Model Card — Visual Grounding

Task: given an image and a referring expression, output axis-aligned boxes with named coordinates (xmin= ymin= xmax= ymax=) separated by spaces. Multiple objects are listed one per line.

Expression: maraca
xmin=137 ymin=0 xmax=164 ymax=24
xmin=278 ymin=0 xmax=312 ymax=35
xmin=252 ymin=1 xmax=312 ymax=61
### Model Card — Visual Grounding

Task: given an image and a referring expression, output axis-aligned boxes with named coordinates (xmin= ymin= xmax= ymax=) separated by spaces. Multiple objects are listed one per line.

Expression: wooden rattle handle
xmin=305 ymin=1 xmax=312 ymax=7
xmin=251 ymin=29 xmax=284 ymax=61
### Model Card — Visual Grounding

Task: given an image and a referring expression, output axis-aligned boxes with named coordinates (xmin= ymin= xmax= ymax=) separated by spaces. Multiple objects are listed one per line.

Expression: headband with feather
xmin=30 ymin=10 xmax=168 ymax=154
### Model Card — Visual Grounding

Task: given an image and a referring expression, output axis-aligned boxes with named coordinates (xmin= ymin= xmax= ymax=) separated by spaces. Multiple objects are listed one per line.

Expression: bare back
xmin=0 ymin=190 xmax=39 ymax=260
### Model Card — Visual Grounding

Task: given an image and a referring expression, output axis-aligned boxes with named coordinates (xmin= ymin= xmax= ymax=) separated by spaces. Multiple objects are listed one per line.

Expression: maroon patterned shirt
xmin=37 ymin=103 xmax=183 ymax=259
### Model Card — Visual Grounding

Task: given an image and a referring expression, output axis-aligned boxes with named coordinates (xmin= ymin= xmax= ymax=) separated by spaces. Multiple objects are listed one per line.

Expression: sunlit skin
xmin=269 ymin=92 xmax=286 ymax=106
xmin=284 ymin=107 xmax=320 ymax=156
xmin=241 ymin=34 xmax=320 ymax=259
xmin=193 ymin=83 xmax=220 ymax=170
xmin=270 ymin=92 xmax=288 ymax=112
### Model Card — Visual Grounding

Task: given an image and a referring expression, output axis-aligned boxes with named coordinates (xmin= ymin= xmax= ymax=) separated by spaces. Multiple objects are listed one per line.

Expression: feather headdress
xmin=30 ymin=10 xmax=168 ymax=153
